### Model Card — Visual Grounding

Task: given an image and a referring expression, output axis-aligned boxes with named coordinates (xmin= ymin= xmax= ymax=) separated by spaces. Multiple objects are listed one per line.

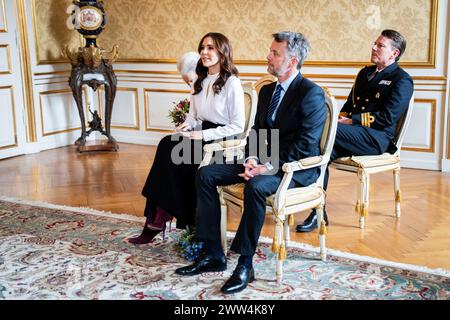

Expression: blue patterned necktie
xmin=266 ymin=84 xmax=282 ymax=127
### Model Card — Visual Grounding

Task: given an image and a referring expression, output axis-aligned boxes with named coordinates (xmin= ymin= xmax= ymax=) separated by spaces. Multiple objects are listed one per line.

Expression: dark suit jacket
xmin=246 ymin=72 xmax=326 ymax=187
xmin=341 ymin=62 xmax=414 ymax=153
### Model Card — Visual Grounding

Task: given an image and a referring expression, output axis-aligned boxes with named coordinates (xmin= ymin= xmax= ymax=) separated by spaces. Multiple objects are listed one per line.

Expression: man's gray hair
xmin=272 ymin=31 xmax=310 ymax=69
xmin=176 ymin=52 xmax=200 ymax=76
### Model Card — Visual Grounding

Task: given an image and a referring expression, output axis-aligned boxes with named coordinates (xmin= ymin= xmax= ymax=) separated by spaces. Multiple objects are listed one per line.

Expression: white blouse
xmin=183 ymin=73 xmax=245 ymax=142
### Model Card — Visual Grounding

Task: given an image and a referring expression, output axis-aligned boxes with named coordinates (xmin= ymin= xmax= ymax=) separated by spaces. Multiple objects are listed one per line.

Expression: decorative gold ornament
xmin=278 ymin=243 xmax=287 ymax=261
xmin=396 ymin=190 xmax=402 ymax=203
xmin=319 ymin=220 xmax=328 ymax=236
xmin=288 ymin=214 xmax=295 ymax=226
xmin=355 ymin=200 xmax=361 ymax=216
xmin=62 ymin=44 xmax=119 ymax=68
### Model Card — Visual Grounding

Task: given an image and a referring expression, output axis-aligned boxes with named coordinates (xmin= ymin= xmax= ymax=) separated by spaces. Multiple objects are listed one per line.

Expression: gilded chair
xmin=200 ymin=76 xmax=274 ymax=253
xmin=331 ymin=95 xmax=414 ymax=228
xmin=254 ymin=74 xmax=277 ymax=94
xmin=200 ymin=81 xmax=258 ymax=167
xmin=217 ymin=87 xmax=339 ymax=283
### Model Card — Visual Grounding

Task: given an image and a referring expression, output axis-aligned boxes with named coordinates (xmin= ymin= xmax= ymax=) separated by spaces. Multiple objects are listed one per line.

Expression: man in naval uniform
xmin=296 ymin=29 xmax=414 ymax=233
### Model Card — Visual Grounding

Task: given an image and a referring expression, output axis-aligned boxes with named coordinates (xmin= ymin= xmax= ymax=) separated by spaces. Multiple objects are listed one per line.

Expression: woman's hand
xmin=175 ymin=122 xmax=190 ymax=132
xmin=338 ymin=116 xmax=352 ymax=124
xmin=181 ymin=130 xmax=203 ymax=140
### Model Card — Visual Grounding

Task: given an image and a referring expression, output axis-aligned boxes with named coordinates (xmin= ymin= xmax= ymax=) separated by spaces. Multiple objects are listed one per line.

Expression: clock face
xmin=78 ymin=6 xmax=103 ymax=30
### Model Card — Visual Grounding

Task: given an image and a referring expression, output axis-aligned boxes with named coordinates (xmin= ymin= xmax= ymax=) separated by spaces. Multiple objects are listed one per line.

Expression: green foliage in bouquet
xmin=168 ymin=98 xmax=190 ymax=127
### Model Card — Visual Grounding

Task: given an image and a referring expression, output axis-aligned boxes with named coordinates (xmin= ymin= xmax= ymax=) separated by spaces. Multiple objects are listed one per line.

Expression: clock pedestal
xmin=62 ymin=0 xmax=119 ymax=152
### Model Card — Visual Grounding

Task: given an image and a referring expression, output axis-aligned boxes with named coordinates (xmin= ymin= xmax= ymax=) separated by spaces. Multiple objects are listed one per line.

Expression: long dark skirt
xmin=141 ymin=122 xmax=221 ymax=229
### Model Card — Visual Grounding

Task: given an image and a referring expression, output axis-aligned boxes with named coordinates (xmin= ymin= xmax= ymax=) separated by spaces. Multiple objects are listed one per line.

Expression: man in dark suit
xmin=296 ymin=29 xmax=414 ymax=233
xmin=175 ymin=31 xmax=326 ymax=294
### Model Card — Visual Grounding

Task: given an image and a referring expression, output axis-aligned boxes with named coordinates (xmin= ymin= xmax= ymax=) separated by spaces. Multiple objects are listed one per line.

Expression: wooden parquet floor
xmin=1 ymin=143 xmax=449 ymax=270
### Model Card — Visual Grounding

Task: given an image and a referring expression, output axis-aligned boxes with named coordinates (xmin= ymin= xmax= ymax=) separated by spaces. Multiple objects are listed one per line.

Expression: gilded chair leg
xmin=393 ymin=168 xmax=401 ymax=218
xmin=272 ymin=220 xmax=280 ymax=253
xmin=278 ymin=239 xmax=287 ymax=284
xmin=273 ymin=220 xmax=284 ymax=285
xmin=220 ymin=204 xmax=228 ymax=256
xmin=358 ymin=170 xmax=368 ymax=229
xmin=316 ymin=204 xmax=327 ymax=261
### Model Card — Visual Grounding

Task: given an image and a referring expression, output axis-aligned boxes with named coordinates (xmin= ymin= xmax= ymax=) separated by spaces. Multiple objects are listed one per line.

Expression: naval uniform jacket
xmin=340 ymin=62 xmax=414 ymax=153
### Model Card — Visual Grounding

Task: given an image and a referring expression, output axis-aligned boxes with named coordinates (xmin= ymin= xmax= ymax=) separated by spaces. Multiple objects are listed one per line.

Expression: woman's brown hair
xmin=193 ymin=32 xmax=239 ymax=95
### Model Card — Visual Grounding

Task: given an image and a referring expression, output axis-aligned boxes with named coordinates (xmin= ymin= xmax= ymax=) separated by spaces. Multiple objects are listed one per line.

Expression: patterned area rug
xmin=0 ymin=197 xmax=449 ymax=300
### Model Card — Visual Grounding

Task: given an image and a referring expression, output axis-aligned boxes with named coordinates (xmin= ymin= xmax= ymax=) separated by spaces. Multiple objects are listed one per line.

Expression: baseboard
xmin=23 ymin=142 xmax=41 ymax=154
xmin=112 ymin=133 xmax=164 ymax=146
xmin=442 ymin=159 xmax=450 ymax=172
xmin=400 ymin=158 xmax=441 ymax=171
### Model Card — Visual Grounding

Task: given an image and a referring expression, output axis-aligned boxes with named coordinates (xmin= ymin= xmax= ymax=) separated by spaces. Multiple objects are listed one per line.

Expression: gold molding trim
xmin=414 ymin=88 xmax=446 ymax=92
xmin=313 ymin=0 xmax=438 ymax=68
xmin=0 ymin=0 xmax=7 ymax=33
xmin=0 ymin=44 xmax=11 ymax=74
xmin=34 ymin=70 xmax=70 ymax=76
xmin=32 ymin=70 xmax=448 ymax=83
xmin=333 ymin=95 xmax=349 ymax=102
xmin=118 ymin=79 xmax=183 ymax=85
xmin=115 ymin=70 xmax=179 ymax=75
xmin=143 ymin=89 xmax=190 ymax=133
xmin=39 ymin=88 xmax=89 ymax=137
xmin=428 ymin=0 xmax=439 ymax=69
xmin=32 ymin=0 xmax=439 ymax=68
xmin=38 ymin=60 xmax=71 ymax=65
xmin=97 ymin=87 xmax=140 ymax=131
xmin=0 ymin=86 xmax=18 ymax=150
xmin=17 ymin=0 xmax=37 ymax=142
xmin=402 ymin=99 xmax=436 ymax=153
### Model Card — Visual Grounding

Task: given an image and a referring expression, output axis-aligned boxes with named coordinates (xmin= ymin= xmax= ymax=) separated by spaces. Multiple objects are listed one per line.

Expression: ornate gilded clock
xmin=68 ymin=0 xmax=107 ymax=46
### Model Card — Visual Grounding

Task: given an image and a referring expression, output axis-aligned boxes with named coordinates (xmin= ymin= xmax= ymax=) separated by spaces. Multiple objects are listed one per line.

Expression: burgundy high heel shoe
xmin=147 ymin=206 xmax=173 ymax=240
xmin=127 ymin=216 xmax=161 ymax=245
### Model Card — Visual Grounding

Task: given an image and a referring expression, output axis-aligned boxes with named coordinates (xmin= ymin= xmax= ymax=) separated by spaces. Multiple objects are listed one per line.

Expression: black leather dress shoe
xmin=221 ymin=265 xmax=255 ymax=294
xmin=295 ymin=210 xmax=329 ymax=233
xmin=175 ymin=256 xmax=227 ymax=276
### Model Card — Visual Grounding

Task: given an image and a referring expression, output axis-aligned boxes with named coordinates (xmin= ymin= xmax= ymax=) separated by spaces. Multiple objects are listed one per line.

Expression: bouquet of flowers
xmin=168 ymin=98 xmax=190 ymax=127
xmin=175 ymin=227 xmax=204 ymax=261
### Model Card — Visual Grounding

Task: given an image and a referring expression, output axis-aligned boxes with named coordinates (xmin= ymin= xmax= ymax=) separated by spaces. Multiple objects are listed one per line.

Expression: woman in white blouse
xmin=128 ymin=33 xmax=245 ymax=244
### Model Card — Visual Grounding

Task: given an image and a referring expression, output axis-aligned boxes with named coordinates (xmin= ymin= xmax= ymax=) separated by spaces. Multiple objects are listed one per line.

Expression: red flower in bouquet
xmin=168 ymin=98 xmax=190 ymax=127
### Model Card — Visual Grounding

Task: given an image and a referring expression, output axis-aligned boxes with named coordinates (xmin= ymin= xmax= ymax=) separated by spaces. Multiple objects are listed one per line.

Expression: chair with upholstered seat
xmin=215 ymin=85 xmax=339 ymax=283
xmin=331 ymin=95 xmax=414 ymax=228
xmin=200 ymin=75 xmax=276 ymax=167
xmin=200 ymin=81 xmax=258 ymax=167
xmin=200 ymin=76 xmax=274 ymax=253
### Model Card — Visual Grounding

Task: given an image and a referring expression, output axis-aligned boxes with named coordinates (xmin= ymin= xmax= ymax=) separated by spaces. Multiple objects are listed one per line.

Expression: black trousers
xmin=323 ymin=123 xmax=386 ymax=190
xmin=195 ymin=164 xmax=298 ymax=256
xmin=141 ymin=121 xmax=222 ymax=229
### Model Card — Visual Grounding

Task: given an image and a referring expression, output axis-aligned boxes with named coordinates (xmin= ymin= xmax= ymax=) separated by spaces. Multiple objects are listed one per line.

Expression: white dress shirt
xmin=183 ymin=73 xmax=245 ymax=142
xmin=245 ymin=70 xmax=299 ymax=166
xmin=268 ymin=70 xmax=299 ymax=122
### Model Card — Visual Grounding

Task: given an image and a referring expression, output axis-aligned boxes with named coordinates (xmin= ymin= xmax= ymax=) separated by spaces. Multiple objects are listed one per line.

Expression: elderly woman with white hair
xmin=128 ymin=33 xmax=245 ymax=245
xmin=177 ymin=51 xmax=200 ymax=90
